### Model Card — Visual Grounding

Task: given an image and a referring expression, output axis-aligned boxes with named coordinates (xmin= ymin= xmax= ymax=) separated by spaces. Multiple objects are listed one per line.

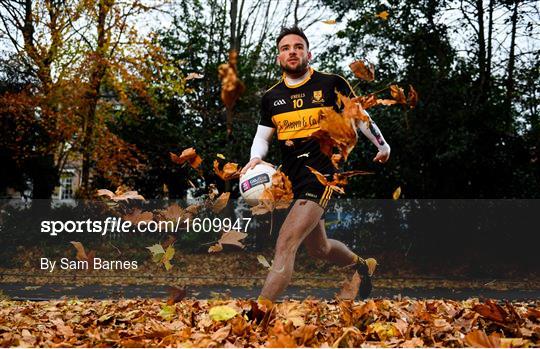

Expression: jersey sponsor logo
xmin=305 ymin=192 xmax=318 ymax=199
xmin=241 ymin=173 xmax=270 ymax=193
xmin=272 ymin=107 xmax=324 ymax=140
xmin=273 ymin=99 xmax=286 ymax=106
xmin=312 ymin=90 xmax=325 ymax=104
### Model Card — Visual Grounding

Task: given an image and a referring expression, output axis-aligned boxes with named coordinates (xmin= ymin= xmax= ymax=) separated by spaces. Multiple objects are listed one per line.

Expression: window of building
xmin=60 ymin=175 xmax=74 ymax=200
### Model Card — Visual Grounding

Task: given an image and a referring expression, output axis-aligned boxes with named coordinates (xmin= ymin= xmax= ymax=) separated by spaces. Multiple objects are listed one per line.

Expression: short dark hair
xmin=276 ymin=26 xmax=309 ymax=49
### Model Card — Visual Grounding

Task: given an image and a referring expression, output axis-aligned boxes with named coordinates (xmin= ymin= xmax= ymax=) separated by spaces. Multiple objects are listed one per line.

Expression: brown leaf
xmin=349 ymin=60 xmax=375 ymax=82
xmin=208 ymin=243 xmax=224 ymax=253
xmin=251 ymin=169 xmax=293 ymax=214
xmin=214 ymin=160 xmax=242 ymax=181
xmin=390 ymin=85 xmax=407 ymax=105
xmin=212 ymin=192 xmax=230 ymax=213
xmin=337 ymin=271 xmax=360 ymax=300
xmin=218 ymin=51 xmax=245 ymax=110
xmin=170 ymin=147 xmax=203 ymax=169
xmin=166 ymin=286 xmax=187 ymax=305
xmin=162 ymin=235 xmax=177 ymax=249
xmin=464 ymin=329 xmax=501 ymax=347
xmin=211 ymin=324 xmax=231 ymax=342
xmin=123 ymin=208 xmax=153 ymax=224
xmin=331 ymin=154 xmax=342 ymax=169
xmin=160 ymin=203 xmax=185 ymax=221
xmin=473 ymin=299 xmax=508 ymax=323
xmin=70 ymin=241 xmax=95 ymax=270
xmin=408 ymin=85 xmax=418 ymax=109
xmin=218 ymin=230 xmax=248 ymax=249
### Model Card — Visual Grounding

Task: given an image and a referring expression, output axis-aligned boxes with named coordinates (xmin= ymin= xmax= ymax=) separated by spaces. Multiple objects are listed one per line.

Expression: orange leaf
xmin=123 ymin=208 xmax=153 ymax=224
xmin=464 ymin=330 xmax=501 ymax=348
xmin=218 ymin=51 xmax=245 ymax=109
xmin=349 ymin=60 xmax=375 ymax=82
xmin=170 ymin=147 xmax=202 ymax=169
xmin=212 ymin=192 xmax=230 ymax=213
xmin=214 ymin=160 xmax=242 ymax=181
xmin=337 ymin=271 xmax=360 ymax=300
xmin=390 ymin=85 xmax=407 ymax=105
xmin=408 ymin=85 xmax=418 ymax=109
xmin=251 ymin=169 xmax=293 ymax=214
xmin=218 ymin=230 xmax=248 ymax=249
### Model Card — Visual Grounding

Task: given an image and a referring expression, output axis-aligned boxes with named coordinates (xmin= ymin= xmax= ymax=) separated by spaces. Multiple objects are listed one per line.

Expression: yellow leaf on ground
xmin=209 ymin=305 xmax=238 ymax=321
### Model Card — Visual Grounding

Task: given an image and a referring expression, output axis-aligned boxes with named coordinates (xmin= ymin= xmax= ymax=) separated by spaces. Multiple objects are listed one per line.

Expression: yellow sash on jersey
xmin=272 ymin=107 xmax=325 ymax=140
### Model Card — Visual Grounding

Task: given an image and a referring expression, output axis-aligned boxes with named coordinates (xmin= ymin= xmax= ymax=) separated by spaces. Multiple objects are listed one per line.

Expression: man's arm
xmin=356 ymin=112 xmax=391 ymax=163
xmin=241 ymin=125 xmax=275 ymax=174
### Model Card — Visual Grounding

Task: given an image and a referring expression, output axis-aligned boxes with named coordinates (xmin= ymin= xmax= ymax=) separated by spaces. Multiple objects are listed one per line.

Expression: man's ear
xmin=307 ymin=51 xmax=312 ymax=62
xmin=276 ymin=55 xmax=280 ymax=65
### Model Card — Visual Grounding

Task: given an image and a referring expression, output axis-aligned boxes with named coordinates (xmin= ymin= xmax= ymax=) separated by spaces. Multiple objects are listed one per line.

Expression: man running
xmin=241 ymin=26 xmax=390 ymax=302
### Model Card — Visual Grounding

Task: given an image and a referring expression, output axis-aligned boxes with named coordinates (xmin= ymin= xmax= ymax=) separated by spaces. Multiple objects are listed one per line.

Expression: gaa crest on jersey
xmin=312 ymin=90 xmax=324 ymax=104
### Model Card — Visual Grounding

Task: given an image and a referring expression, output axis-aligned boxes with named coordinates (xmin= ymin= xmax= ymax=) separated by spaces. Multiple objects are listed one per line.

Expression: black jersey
xmin=259 ymin=68 xmax=355 ymax=187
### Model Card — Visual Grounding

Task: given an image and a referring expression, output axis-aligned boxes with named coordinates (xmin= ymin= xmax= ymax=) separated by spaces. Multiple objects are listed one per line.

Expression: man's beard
xmin=280 ymin=57 xmax=309 ymax=75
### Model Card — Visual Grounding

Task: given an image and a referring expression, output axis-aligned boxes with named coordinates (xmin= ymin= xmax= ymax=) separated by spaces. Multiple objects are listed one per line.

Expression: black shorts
xmin=292 ymin=179 xmax=335 ymax=211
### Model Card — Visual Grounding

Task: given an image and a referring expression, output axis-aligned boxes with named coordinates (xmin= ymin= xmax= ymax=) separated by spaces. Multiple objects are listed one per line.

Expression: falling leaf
xmin=336 ymin=271 xmax=361 ymax=299
xmin=251 ymin=169 xmax=294 ymax=215
xmin=123 ymin=208 xmax=153 ymax=224
xmin=306 ymin=166 xmax=372 ymax=194
xmin=209 ymin=305 xmax=238 ymax=321
xmin=285 ymin=139 xmax=294 ymax=147
xmin=212 ymin=192 xmax=230 ymax=213
xmin=376 ymin=10 xmax=389 ymax=20
xmin=218 ymin=50 xmax=245 ymax=110
xmin=390 ymin=84 xmax=407 ymax=105
xmin=70 ymin=241 xmax=96 ymax=270
xmin=208 ymin=231 xmax=248 ymax=253
xmin=146 ymin=243 xmax=175 ymax=270
xmin=218 ymin=230 xmax=248 ymax=248
xmin=214 ymin=160 xmax=242 ymax=181
xmin=162 ymin=235 xmax=177 ymax=249
xmin=257 ymin=255 xmax=271 ymax=269
xmin=166 ymin=286 xmax=187 ymax=305
xmin=322 ymin=19 xmax=336 ymax=24
xmin=331 ymin=154 xmax=342 ymax=169
xmin=349 ymin=60 xmax=375 ymax=82
xmin=217 ymin=153 xmax=226 ymax=159
xmin=408 ymin=85 xmax=418 ymax=109
xmin=186 ymin=72 xmax=204 ymax=80
xmin=170 ymin=147 xmax=202 ymax=170
xmin=392 ymin=186 xmax=401 ymax=200
xmin=208 ymin=243 xmax=224 ymax=253
xmin=96 ymin=188 xmax=145 ymax=201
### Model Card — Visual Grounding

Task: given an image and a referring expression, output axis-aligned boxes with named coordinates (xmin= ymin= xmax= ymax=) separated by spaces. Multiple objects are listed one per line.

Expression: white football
xmin=239 ymin=163 xmax=276 ymax=206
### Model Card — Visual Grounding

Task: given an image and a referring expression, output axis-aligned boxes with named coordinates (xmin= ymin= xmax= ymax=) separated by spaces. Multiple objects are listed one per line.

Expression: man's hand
xmin=240 ymin=157 xmax=274 ymax=175
xmin=373 ymin=145 xmax=391 ymax=164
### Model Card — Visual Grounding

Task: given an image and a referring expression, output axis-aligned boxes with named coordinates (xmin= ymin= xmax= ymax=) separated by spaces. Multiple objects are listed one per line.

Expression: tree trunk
xmin=505 ymin=0 xmax=519 ymax=114
xmin=80 ymin=0 xmax=110 ymax=194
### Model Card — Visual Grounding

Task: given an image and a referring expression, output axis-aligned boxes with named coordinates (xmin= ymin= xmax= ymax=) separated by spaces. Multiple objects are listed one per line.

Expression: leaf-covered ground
xmin=1 ymin=297 xmax=538 ymax=347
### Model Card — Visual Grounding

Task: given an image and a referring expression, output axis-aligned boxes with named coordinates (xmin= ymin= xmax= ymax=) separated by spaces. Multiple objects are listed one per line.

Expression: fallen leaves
xmin=0 ymin=298 xmax=537 ymax=347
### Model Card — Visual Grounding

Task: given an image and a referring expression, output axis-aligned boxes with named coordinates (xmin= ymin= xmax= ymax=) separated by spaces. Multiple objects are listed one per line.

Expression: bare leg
xmin=259 ymin=200 xmax=324 ymax=301
xmin=303 ymin=219 xmax=357 ymax=266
